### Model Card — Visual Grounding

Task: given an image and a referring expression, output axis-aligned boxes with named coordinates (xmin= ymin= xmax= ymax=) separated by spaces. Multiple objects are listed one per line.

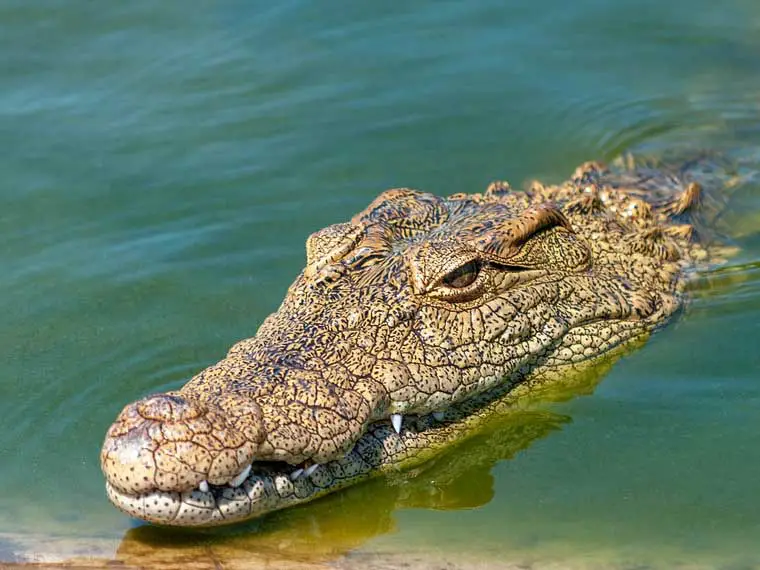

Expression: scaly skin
xmin=101 ymin=154 xmax=729 ymax=526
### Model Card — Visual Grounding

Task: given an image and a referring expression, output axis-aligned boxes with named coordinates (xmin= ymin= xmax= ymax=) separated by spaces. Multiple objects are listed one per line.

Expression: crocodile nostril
xmin=135 ymin=392 xmax=202 ymax=422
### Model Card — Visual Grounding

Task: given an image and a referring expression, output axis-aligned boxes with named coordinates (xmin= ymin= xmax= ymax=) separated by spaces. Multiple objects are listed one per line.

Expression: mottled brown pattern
xmin=101 ymin=154 xmax=731 ymax=526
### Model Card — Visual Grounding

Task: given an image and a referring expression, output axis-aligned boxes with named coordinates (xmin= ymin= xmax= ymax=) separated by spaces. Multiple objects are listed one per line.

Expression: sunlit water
xmin=2 ymin=1 xmax=760 ymax=568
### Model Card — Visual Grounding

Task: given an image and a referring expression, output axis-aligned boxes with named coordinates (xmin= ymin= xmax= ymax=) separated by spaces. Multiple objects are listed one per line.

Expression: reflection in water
xmin=112 ymin=357 xmax=622 ymax=569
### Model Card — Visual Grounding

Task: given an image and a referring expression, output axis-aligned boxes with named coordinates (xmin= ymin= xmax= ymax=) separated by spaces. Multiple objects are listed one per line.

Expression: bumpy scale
xmin=101 ymin=154 xmax=731 ymax=526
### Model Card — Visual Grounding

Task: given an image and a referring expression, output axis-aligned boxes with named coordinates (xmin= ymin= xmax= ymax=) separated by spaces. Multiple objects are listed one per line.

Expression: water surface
xmin=2 ymin=1 xmax=760 ymax=568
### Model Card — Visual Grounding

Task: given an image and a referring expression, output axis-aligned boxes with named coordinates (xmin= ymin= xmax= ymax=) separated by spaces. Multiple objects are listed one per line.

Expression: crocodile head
xmin=101 ymin=158 xmax=711 ymax=526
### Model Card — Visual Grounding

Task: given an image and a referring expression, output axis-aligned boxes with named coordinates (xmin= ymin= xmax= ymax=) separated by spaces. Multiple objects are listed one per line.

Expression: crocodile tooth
xmin=290 ymin=468 xmax=304 ymax=481
xmin=391 ymin=414 xmax=403 ymax=434
xmin=199 ymin=480 xmax=210 ymax=493
xmin=432 ymin=411 xmax=445 ymax=422
xmin=228 ymin=464 xmax=251 ymax=488
xmin=304 ymin=463 xmax=319 ymax=477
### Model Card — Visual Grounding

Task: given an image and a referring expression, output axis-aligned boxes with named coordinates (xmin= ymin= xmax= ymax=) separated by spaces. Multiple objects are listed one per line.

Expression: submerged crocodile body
xmin=101 ymin=155 xmax=732 ymax=527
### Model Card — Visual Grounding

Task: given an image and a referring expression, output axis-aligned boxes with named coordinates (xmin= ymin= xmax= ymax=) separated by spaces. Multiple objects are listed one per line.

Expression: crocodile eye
xmin=441 ymin=261 xmax=480 ymax=288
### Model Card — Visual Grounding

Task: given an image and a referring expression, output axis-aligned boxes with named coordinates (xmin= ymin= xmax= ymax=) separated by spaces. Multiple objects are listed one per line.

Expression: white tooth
xmin=290 ymin=468 xmax=304 ymax=481
xmin=229 ymin=464 xmax=251 ymax=487
xmin=391 ymin=414 xmax=403 ymax=434
xmin=304 ymin=464 xmax=319 ymax=477
xmin=433 ymin=411 xmax=445 ymax=422
xmin=199 ymin=480 xmax=210 ymax=493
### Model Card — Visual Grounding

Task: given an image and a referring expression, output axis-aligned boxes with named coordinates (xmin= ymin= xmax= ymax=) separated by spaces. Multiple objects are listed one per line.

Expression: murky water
xmin=2 ymin=1 xmax=760 ymax=568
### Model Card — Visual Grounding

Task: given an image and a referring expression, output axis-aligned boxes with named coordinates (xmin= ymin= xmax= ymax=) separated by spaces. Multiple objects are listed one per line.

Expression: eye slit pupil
xmin=442 ymin=261 xmax=479 ymax=288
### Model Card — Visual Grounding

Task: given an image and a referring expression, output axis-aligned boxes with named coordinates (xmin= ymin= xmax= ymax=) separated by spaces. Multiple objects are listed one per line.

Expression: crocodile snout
xmin=100 ymin=392 xmax=264 ymax=495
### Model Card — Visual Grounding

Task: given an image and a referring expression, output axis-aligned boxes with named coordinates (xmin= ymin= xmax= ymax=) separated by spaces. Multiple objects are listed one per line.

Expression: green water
xmin=2 ymin=1 xmax=760 ymax=568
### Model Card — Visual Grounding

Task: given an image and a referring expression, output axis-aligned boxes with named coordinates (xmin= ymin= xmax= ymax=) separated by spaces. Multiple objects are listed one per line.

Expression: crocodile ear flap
xmin=468 ymin=204 xmax=573 ymax=261
xmin=467 ymin=203 xmax=591 ymax=271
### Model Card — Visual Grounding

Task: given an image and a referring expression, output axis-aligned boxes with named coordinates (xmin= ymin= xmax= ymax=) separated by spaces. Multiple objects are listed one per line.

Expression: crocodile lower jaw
xmin=104 ymin=411 xmax=447 ymax=527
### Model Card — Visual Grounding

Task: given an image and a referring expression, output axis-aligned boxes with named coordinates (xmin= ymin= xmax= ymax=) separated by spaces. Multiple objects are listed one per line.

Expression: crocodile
xmin=101 ymin=154 xmax=735 ymax=527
